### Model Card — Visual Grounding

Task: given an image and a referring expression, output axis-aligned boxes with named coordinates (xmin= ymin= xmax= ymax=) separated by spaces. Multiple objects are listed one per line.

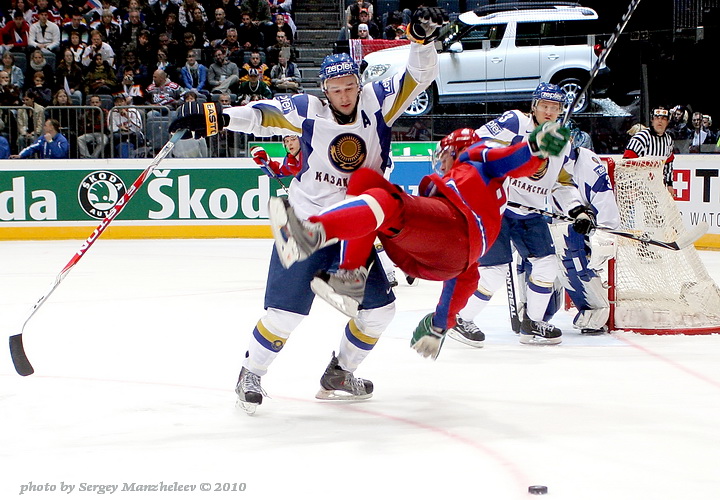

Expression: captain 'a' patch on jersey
xmin=328 ymin=133 xmax=367 ymax=173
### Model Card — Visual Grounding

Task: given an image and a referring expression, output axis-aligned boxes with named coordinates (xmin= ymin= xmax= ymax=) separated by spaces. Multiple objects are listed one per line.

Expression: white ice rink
xmin=1 ymin=238 xmax=719 ymax=500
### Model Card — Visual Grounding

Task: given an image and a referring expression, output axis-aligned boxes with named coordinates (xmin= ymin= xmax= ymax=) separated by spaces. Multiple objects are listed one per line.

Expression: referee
xmin=623 ymin=107 xmax=676 ymax=195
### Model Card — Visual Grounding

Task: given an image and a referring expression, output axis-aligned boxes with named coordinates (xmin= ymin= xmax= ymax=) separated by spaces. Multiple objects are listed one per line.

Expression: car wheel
xmin=404 ymin=87 xmax=434 ymax=116
xmin=557 ymin=78 xmax=588 ymax=114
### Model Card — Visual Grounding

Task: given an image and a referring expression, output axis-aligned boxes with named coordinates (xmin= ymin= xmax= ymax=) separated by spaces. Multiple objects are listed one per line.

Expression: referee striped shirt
xmin=623 ymin=128 xmax=675 ymax=186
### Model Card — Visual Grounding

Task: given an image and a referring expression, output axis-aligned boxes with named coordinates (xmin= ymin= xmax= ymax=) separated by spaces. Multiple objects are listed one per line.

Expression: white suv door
xmin=436 ymin=23 xmax=506 ymax=100
xmin=504 ymin=21 xmax=543 ymax=95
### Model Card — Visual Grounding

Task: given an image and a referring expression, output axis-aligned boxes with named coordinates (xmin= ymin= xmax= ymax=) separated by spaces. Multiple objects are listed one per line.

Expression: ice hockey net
xmin=606 ymin=156 xmax=720 ymax=334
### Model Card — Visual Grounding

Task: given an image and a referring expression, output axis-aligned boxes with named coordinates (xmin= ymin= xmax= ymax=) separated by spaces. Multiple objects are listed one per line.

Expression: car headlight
xmin=363 ymin=64 xmax=391 ymax=82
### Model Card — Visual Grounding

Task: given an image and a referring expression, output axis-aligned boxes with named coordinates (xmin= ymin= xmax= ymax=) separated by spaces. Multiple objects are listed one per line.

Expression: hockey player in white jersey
xmin=550 ymin=147 xmax=620 ymax=334
xmin=171 ymin=7 xmax=446 ymax=414
xmin=450 ymin=83 xmax=583 ymax=346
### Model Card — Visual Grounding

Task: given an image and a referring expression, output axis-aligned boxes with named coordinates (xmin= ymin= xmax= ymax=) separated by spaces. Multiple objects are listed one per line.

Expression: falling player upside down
xmin=270 ymin=122 xmax=571 ymax=360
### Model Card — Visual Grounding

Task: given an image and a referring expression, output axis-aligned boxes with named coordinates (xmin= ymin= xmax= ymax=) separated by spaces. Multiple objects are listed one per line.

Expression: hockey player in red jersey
xmin=269 ymin=122 xmax=571 ymax=360
xmin=250 ymin=134 xmax=302 ymax=179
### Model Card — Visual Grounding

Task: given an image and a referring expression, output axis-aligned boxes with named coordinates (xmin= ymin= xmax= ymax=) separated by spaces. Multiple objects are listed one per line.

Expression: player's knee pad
xmin=527 ymin=255 xmax=558 ymax=289
xmin=478 ymin=264 xmax=508 ymax=295
xmin=356 ymin=302 xmax=396 ymax=337
xmin=263 ymin=307 xmax=305 ymax=336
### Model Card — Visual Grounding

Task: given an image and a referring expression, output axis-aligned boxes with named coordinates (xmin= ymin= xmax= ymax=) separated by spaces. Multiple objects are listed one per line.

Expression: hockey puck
xmin=528 ymin=485 xmax=548 ymax=495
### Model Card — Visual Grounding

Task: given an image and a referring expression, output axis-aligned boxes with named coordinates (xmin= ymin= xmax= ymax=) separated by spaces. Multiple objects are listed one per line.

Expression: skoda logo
xmin=78 ymin=170 xmax=127 ymax=219
xmin=328 ymin=133 xmax=367 ymax=173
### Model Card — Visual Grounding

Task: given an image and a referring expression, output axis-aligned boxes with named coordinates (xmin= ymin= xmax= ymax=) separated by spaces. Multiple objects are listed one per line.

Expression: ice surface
xmin=1 ymin=239 xmax=719 ymax=499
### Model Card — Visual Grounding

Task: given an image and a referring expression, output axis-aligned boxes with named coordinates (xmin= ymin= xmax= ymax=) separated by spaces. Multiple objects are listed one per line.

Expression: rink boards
xmin=0 ymin=151 xmax=718 ymax=248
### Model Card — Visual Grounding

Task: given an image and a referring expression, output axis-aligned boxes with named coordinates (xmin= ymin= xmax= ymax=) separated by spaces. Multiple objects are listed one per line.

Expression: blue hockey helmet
xmin=532 ymin=82 xmax=566 ymax=107
xmin=319 ymin=53 xmax=360 ymax=90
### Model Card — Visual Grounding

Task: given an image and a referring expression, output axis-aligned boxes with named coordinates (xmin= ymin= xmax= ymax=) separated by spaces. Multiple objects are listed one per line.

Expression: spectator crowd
xmin=0 ymin=0 xmax=302 ymax=158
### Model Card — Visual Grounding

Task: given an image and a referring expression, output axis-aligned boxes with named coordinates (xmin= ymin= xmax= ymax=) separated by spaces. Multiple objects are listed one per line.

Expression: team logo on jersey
xmin=78 ymin=170 xmax=127 ymax=219
xmin=328 ymin=133 xmax=367 ymax=173
xmin=529 ymin=159 xmax=549 ymax=181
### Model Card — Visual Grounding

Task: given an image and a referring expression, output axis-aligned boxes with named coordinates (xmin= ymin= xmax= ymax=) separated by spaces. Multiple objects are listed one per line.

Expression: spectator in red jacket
xmin=1 ymin=12 xmax=30 ymax=53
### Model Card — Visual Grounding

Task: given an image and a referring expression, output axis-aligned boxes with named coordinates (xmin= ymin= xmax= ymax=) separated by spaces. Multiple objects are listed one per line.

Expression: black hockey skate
xmin=316 ymin=352 xmax=373 ymax=400
xmin=519 ymin=313 xmax=562 ymax=345
xmin=268 ymin=197 xmax=333 ymax=268
xmin=235 ymin=367 xmax=266 ymax=415
xmin=310 ymin=267 xmax=368 ymax=318
xmin=447 ymin=315 xmax=485 ymax=348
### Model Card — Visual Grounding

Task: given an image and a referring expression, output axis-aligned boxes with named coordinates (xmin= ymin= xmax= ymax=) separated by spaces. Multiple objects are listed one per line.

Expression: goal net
xmin=607 ymin=156 xmax=720 ymax=334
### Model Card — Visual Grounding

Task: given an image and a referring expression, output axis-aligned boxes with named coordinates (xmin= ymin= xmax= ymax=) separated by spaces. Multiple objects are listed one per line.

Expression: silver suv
xmin=362 ymin=2 xmax=607 ymax=116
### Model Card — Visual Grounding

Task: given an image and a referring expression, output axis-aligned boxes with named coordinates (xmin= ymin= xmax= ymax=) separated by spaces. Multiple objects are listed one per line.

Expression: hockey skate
xmin=447 ymin=315 xmax=485 ymax=348
xmin=310 ymin=267 xmax=368 ymax=318
xmin=386 ymin=269 xmax=398 ymax=288
xmin=235 ymin=367 xmax=266 ymax=415
xmin=268 ymin=197 xmax=332 ymax=268
xmin=316 ymin=352 xmax=373 ymax=400
xmin=519 ymin=313 xmax=562 ymax=345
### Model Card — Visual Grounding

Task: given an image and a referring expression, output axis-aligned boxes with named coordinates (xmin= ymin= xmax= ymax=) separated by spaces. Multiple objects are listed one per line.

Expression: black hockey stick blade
xmin=10 ymin=334 xmax=34 ymax=376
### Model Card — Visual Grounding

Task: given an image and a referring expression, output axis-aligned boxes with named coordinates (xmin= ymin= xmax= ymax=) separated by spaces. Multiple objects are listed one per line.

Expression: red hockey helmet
xmin=433 ymin=128 xmax=480 ymax=174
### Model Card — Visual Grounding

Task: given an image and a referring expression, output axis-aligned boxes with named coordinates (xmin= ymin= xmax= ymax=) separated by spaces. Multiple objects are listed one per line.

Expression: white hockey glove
xmin=569 ymin=205 xmax=597 ymax=236
xmin=406 ymin=7 xmax=449 ymax=45
xmin=589 ymin=232 xmax=617 ymax=270
xmin=528 ymin=122 xmax=571 ymax=158
xmin=410 ymin=313 xmax=446 ymax=360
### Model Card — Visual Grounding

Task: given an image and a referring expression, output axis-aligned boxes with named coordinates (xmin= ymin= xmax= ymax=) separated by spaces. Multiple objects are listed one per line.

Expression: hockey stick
xmin=506 ymin=201 xmax=708 ymax=251
xmin=9 ymin=129 xmax=187 ymax=377
xmin=506 ymin=263 xmax=521 ymax=333
xmin=251 ymin=149 xmax=291 ymax=191
xmin=561 ymin=0 xmax=643 ymax=125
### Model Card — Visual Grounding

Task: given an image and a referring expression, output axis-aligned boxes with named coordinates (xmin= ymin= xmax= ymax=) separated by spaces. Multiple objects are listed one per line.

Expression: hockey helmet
xmin=532 ymin=82 xmax=566 ymax=107
xmin=319 ymin=53 xmax=360 ymax=90
xmin=433 ymin=128 xmax=480 ymax=174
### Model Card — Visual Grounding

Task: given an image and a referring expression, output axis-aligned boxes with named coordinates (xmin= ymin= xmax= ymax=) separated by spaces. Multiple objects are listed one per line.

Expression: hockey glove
xmin=410 ymin=313 xmax=447 ymax=360
xmin=406 ymin=7 xmax=449 ymax=45
xmin=250 ymin=146 xmax=280 ymax=178
xmin=569 ymin=205 xmax=597 ymax=236
xmin=169 ymin=101 xmax=226 ymax=137
xmin=589 ymin=232 xmax=616 ymax=269
xmin=528 ymin=122 xmax=571 ymax=158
